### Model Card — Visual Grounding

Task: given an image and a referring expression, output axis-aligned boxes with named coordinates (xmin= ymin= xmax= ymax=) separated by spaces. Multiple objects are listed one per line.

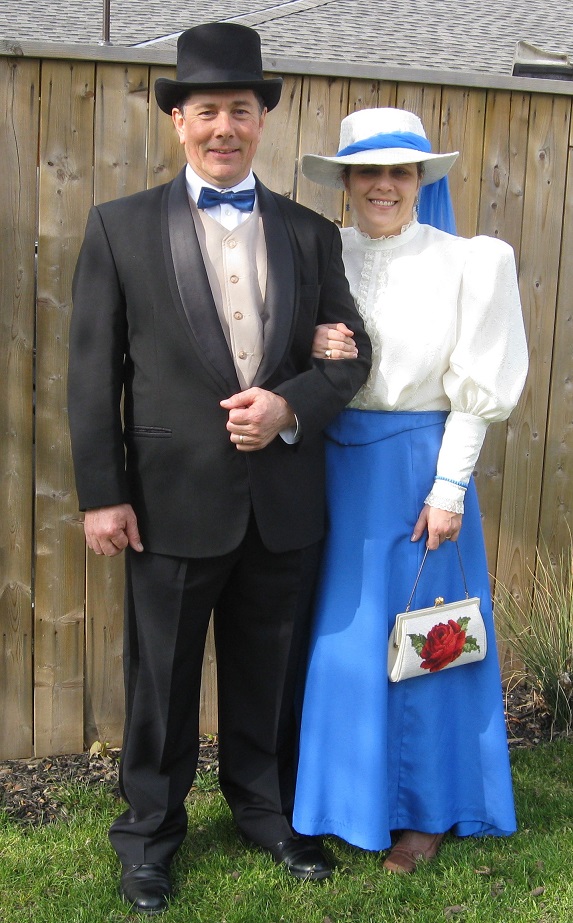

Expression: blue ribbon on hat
xmin=197 ymin=187 xmax=256 ymax=212
xmin=336 ymin=130 xmax=456 ymax=235
xmin=336 ymin=130 xmax=432 ymax=158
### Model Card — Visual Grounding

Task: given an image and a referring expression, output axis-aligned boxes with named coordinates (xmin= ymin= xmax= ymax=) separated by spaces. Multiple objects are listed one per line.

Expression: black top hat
xmin=154 ymin=22 xmax=283 ymax=114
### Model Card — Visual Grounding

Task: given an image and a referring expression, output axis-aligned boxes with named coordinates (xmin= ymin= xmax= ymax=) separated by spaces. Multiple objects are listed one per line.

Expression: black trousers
xmin=109 ymin=514 xmax=322 ymax=865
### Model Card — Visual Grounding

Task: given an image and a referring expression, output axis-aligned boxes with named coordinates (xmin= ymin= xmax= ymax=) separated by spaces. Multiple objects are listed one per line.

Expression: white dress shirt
xmin=185 ymin=164 xmax=256 ymax=229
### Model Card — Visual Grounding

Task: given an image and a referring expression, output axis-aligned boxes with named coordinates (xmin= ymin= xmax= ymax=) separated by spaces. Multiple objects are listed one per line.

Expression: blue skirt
xmin=293 ymin=409 xmax=516 ymax=851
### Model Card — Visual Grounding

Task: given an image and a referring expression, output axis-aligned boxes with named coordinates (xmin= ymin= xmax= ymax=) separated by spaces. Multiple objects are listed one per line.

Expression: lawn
xmin=1 ymin=740 xmax=573 ymax=922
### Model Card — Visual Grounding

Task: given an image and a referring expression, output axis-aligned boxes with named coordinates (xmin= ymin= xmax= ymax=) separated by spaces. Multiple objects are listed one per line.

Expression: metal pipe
xmin=100 ymin=0 xmax=111 ymax=45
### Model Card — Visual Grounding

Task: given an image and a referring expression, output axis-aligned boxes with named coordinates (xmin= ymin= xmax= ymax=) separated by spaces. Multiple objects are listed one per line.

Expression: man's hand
xmin=312 ymin=322 xmax=358 ymax=359
xmin=220 ymin=388 xmax=296 ymax=451
xmin=84 ymin=503 xmax=143 ymax=556
xmin=411 ymin=505 xmax=463 ymax=551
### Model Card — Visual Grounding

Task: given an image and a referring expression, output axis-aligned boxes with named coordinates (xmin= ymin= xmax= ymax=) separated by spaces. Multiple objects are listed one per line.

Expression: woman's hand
xmin=312 ymin=322 xmax=358 ymax=359
xmin=411 ymin=504 xmax=463 ymax=551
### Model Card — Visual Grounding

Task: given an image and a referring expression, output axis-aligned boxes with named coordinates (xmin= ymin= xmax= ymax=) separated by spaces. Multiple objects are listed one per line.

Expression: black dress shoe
xmin=120 ymin=862 xmax=172 ymax=915
xmin=265 ymin=835 xmax=333 ymax=880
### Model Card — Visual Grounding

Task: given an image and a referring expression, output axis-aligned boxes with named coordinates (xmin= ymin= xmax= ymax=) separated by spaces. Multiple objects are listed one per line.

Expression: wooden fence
xmin=1 ymin=40 xmax=573 ymax=759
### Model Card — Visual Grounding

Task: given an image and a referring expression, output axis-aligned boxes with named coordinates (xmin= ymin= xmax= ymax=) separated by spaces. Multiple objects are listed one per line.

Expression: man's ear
xmin=172 ymin=108 xmax=185 ymax=143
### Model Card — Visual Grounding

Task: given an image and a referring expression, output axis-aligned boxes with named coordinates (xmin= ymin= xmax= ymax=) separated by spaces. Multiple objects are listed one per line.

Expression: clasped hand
xmin=220 ymin=387 xmax=296 ymax=452
xmin=83 ymin=388 xmax=295 ymax=556
xmin=312 ymin=322 xmax=358 ymax=359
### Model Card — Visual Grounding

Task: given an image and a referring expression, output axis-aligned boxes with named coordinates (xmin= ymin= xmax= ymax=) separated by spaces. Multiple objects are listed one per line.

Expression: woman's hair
xmin=342 ymin=162 xmax=425 ymax=181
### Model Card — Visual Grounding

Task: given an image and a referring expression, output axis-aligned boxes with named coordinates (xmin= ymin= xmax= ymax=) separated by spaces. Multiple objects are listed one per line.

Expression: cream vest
xmin=191 ymin=201 xmax=267 ymax=389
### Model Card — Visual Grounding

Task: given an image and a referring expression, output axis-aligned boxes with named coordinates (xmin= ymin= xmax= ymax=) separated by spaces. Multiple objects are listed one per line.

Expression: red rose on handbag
xmin=387 ymin=546 xmax=487 ymax=682
xmin=418 ymin=619 xmax=467 ymax=672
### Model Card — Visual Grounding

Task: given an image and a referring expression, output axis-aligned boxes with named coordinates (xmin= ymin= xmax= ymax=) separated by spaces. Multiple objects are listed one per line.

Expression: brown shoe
xmin=383 ymin=830 xmax=444 ymax=874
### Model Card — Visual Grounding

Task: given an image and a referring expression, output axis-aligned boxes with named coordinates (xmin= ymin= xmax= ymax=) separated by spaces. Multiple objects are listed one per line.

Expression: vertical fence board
xmin=255 ymin=74 xmax=301 ymax=196
xmin=440 ymin=87 xmax=486 ymax=238
xmin=296 ymin=75 xmax=348 ymax=218
xmin=348 ymin=78 xmax=383 ymax=113
xmin=82 ymin=62 xmax=151 ymax=747
xmin=147 ymin=65 xmax=186 ymax=189
xmin=197 ymin=621 xmax=217 ymax=736
xmin=538 ymin=115 xmax=573 ymax=554
xmin=0 ymin=57 xmax=38 ymax=758
xmin=396 ymin=83 xmax=442 ymax=146
xmin=475 ymin=91 xmax=530 ymax=588
xmin=496 ymin=95 xmax=571 ymax=601
xmin=84 ymin=557 xmax=125 ymax=746
xmin=478 ymin=91 xmax=529 ymax=256
xmin=34 ymin=60 xmax=95 ymax=754
xmin=376 ymin=80 xmax=398 ymax=109
xmin=93 ymin=62 xmax=149 ymax=204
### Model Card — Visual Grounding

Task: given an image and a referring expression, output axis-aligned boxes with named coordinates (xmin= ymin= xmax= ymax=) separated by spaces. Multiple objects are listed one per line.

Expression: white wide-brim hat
xmin=301 ymin=108 xmax=459 ymax=188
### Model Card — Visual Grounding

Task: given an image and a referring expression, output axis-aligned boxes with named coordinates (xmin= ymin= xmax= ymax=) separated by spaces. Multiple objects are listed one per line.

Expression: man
xmin=68 ymin=21 xmax=370 ymax=915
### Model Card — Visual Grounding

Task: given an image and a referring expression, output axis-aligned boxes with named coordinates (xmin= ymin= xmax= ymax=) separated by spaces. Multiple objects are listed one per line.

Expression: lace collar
xmin=350 ymin=219 xmax=421 ymax=251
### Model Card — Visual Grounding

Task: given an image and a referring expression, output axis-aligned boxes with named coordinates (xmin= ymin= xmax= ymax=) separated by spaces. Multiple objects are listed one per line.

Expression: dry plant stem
xmin=495 ymin=539 xmax=573 ymax=732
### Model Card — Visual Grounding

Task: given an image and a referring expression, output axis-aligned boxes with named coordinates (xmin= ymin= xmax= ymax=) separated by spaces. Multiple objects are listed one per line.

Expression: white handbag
xmin=388 ymin=545 xmax=487 ymax=683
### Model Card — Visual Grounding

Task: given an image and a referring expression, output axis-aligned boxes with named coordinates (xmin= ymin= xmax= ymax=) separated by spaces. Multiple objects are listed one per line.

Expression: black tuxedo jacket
xmin=68 ymin=169 xmax=371 ymax=557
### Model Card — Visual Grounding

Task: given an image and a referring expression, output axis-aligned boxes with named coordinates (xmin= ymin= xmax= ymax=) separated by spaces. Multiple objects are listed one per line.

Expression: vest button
xmin=228 ymin=239 xmax=237 ymax=248
xmin=238 ymin=350 xmax=247 ymax=360
xmin=233 ymin=311 xmax=243 ymax=320
xmin=230 ymin=274 xmax=239 ymax=284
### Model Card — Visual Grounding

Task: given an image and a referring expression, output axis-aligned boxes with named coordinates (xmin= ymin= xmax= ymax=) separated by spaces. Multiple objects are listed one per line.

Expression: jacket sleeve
xmin=273 ymin=218 xmax=372 ymax=435
xmin=67 ymin=206 xmax=130 ymax=510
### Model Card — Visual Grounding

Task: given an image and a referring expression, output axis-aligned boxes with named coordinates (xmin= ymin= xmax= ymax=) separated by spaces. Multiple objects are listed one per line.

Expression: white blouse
xmin=342 ymin=221 xmax=528 ymax=512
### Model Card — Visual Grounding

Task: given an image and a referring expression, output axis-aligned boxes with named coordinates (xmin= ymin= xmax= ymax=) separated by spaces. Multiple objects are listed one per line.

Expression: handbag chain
xmin=404 ymin=544 xmax=470 ymax=613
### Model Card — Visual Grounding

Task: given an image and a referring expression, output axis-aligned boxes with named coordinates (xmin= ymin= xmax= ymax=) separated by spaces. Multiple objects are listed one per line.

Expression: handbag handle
xmin=404 ymin=543 xmax=470 ymax=612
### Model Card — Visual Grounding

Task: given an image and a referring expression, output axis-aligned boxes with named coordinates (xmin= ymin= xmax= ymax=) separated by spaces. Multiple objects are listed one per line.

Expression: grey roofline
xmin=2 ymin=38 xmax=573 ymax=97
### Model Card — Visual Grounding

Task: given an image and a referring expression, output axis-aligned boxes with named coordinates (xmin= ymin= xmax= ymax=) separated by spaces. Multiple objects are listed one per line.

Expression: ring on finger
xmin=325 ymin=349 xmax=332 ymax=358
xmin=239 ymin=434 xmax=244 ymax=444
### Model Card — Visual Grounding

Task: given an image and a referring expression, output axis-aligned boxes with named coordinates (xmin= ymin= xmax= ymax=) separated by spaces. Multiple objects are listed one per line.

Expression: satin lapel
xmin=252 ymin=181 xmax=296 ymax=387
xmin=165 ymin=170 xmax=239 ymax=391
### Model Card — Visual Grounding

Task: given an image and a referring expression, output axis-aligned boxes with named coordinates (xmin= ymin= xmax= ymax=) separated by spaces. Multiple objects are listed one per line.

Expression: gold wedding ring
xmin=239 ymin=434 xmax=244 ymax=444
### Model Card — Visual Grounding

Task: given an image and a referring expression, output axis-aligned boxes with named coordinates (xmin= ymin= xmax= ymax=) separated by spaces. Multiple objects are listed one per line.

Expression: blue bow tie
xmin=197 ymin=187 xmax=256 ymax=212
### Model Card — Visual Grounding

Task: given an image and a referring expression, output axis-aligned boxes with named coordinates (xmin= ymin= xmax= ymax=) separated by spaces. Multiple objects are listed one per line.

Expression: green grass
xmin=2 ymin=743 xmax=573 ymax=922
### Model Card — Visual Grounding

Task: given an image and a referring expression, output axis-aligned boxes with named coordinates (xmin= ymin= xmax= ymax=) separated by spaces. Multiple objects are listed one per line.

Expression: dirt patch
xmin=0 ymin=685 xmax=567 ymax=827
xmin=0 ymin=737 xmax=218 ymax=826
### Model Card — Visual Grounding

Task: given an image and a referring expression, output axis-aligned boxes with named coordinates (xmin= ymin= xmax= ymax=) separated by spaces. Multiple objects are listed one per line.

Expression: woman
xmin=293 ymin=108 xmax=528 ymax=873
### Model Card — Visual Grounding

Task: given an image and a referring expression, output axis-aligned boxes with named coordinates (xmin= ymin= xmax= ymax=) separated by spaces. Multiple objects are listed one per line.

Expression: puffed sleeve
xmin=425 ymin=235 xmax=528 ymax=513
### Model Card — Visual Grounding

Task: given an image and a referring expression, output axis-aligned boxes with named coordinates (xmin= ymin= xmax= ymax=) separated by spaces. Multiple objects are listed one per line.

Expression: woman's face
xmin=344 ymin=163 xmax=421 ymax=238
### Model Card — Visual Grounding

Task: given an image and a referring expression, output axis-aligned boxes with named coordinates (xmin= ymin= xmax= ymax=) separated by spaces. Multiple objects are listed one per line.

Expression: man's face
xmin=172 ymin=89 xmax=266 ymax=188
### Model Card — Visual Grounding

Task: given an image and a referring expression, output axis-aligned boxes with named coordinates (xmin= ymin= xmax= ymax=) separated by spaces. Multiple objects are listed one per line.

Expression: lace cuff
xmin=424 ymin=489 xmax=465 ymax=515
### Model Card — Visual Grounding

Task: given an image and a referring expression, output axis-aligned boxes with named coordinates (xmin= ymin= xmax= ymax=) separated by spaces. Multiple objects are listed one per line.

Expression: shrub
xmin=494 ymin=541 xmax=573 ymax=733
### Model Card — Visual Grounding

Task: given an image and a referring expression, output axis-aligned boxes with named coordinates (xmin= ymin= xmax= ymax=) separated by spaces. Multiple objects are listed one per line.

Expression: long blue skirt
xmin=293 ymin=409 xmax=517 ymax=851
